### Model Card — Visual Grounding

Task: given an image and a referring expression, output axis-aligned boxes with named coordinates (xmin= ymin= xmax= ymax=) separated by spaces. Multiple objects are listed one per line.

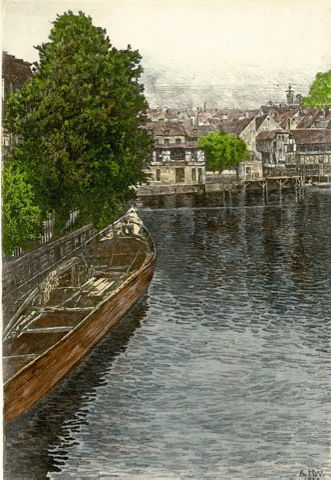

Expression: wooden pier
xmin=241 ymin=175 xmax=305 ymax=193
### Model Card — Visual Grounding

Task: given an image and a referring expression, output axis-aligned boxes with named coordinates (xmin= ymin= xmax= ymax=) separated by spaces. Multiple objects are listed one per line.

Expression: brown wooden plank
xmin=4 ymin=260 xmax=154 ymax=423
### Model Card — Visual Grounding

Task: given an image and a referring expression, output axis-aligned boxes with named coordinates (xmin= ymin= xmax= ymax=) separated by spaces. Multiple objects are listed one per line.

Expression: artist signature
xmin=299 ymin=469 xmax=325 ymax=479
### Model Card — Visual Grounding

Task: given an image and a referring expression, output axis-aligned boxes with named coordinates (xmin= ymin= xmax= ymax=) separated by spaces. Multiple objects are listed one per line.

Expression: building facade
xmin=257 ymin=128 xmax=331 ymax=176
xmin=2 ymin=52 xmax=33 ymax=160
xmin=147 ymin=142 xmax=205 ymax=186
xmin=145 ymin=122 xmax=206 ymax=187
xmin=284 ymin=129 xmax=331 ymax=176
xmin=256 ymin=130 xmax=290 ymax=168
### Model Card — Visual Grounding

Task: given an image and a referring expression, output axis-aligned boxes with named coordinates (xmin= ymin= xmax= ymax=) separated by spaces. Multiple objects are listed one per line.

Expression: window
xmin=171 ymin=149 xmax=185 ymax=160
xmin=164 ymin=138 xmax=169 ymax=144
xmin=198 ymin=168 xmax=203 ymax=183
xmin=175 ymin=168 xmax=185 ymax=183
xmin=192 ymin=168 xmax=196 ymax=181
xmin=156 ymin=169 xmax=161 ymax=181
xmin=176 ymin=138 xmax=181 ymax=144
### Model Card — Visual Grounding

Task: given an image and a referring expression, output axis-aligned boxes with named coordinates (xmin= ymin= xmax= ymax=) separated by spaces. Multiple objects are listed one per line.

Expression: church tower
xmin=286 ymin=84 xmax=294 ymax=104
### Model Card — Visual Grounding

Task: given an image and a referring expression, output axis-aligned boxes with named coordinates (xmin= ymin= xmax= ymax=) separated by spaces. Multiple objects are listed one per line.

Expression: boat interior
xmin=3 ymin=235 xmax=151 ymax=383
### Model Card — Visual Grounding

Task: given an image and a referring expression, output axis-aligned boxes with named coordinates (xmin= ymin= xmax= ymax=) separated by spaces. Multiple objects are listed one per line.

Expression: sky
xmin=2 ymin=0 xmax=331 ymax=108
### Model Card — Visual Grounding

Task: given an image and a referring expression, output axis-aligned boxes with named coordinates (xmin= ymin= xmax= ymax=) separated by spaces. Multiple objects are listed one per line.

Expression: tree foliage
xmin=3 ymin=11 xmax=152 ymax=251
xmin=303 ymin=70 xmax=331 ymax=107
xmin=198 ymin=130 xmax=248 ymax=173
xmin=2 ymin=161 xmax=43 ymax=255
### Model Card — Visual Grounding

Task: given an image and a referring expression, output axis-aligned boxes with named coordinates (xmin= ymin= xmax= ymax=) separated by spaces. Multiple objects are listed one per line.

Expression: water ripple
xmin=5 ymin=191 xmax=331 ymax=480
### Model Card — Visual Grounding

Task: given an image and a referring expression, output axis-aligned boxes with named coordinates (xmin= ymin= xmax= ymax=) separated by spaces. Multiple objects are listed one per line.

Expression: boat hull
xmin=4 ymin=259 xmax=154 ymax=423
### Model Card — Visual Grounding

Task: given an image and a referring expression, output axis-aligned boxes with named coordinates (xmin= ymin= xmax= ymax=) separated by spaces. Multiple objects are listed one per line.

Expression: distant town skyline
xmin=2 ymin=0 xmax=331 ymax=108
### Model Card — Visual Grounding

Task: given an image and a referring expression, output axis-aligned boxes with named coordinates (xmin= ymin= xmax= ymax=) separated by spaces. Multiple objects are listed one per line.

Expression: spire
xmin=286 ymin=84 xmax=294 ymax=104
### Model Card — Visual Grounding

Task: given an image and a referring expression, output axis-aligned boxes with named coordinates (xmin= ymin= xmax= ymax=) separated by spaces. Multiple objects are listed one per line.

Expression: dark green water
xmin=5 ymin=189 xmax=331 ymax=480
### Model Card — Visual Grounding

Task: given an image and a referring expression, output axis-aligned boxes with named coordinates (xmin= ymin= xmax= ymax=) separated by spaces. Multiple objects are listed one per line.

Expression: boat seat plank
xmin=109 ymin=265 xmax=130 ymax=271
xmin=92 ymin=280 xmax=115 ymax=296
xmin=86 ymin=279 xmax=116 ymax=296
xmin=33 ymin=310 xmax=85 ymax=328
xmin=26 ymin=326 xmax=72 ymax=334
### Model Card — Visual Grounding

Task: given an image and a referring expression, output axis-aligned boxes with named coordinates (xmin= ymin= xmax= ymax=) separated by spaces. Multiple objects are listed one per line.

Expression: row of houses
xmin=145 ymin=104 xmax=331 ymax=186
xmin=3 ymin=53 xmax=330 ymax=186
xmin=257 ymin=129 xmax=331 ymax=176
xmin=146 ymin=106 xmax=259 ymax=127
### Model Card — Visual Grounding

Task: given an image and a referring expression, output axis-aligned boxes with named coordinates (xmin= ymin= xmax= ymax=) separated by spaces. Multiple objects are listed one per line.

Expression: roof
xmin=314 ymin=120 xmax=331 ymax=129
xmin=291 ymin=129 xmax=331 ymax=145
xmin=154 ymin=140 xmax=200 ymax=149
xmin=2 ymin=52 xmax=32 ymax=86
xmin=218 ymin=117 xmax=252 ymax=135
xmin=256 ymin=131 xmax=276 ymax=141
xmin=146 ymin=122 xmax=187 ymax=136
xmin=260 ymin=105 xmax=300 ymax=128
xmin=260 ymin=105 xmax=299 ymax=115
xmin=208 ymin=118 xmax=223 ymax=125
xmin=184 ymin=124 xmax=217 ymax=138
xmin=296 ymin=108 xmax=325 ymax=129
xmin=255 ymin=114 xmax=269 ymax=130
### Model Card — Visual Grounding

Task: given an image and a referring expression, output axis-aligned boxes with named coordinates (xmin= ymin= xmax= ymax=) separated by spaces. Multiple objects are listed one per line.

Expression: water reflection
xmin=4 ymin=189 xmax=331 ymax=479
xmin=4 ymin=299 xmax=149 ymax=479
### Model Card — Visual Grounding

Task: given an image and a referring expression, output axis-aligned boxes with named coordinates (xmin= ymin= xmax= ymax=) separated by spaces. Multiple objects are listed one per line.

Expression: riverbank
xmin=137 ymin=175 xmax=308 ymax=196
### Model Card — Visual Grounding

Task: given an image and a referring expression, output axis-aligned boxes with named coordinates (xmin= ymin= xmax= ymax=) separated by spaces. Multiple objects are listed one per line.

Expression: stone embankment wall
xmin=205 ymin=182 xmax=239 ymax=193
xmin=137 ymin=177 xmax=304 ymax=196
xmin=137 ymin=184 xmax=205 ymax=196
xmin=2 ymin=224 xmax=95 ymax=322
xmin=137 ymin=182 xmax=238 ymax=196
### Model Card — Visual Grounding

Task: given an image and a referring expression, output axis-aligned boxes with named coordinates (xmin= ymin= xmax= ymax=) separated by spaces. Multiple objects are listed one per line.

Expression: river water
xmin=4 ymin=189 xmax=331 ymax=480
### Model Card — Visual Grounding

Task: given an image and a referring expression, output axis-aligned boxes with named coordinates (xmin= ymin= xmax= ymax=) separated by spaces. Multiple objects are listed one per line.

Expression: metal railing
xmin=9 ymin=209 xmax=81 ymax=259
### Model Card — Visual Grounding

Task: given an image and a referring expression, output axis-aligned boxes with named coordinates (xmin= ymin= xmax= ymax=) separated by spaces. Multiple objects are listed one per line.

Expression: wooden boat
xmin=3 ymin=208 xmax=156 ymax=423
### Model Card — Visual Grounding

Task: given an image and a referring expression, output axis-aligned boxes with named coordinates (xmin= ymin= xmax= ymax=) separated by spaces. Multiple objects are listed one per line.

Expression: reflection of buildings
xmin=2 ymin=52 xmax=33 ymax=160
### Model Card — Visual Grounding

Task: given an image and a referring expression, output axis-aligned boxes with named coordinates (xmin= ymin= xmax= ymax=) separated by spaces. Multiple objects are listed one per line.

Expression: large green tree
xmin=2 ymin=161 xmax=43 ymax=255
xmin=3 ymin=11 xmax=152 ymax=251
xmin=303 ymin=70 xmax=331 ymax=106
xmin=198 ymin=130 xmax=248 ymax=174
